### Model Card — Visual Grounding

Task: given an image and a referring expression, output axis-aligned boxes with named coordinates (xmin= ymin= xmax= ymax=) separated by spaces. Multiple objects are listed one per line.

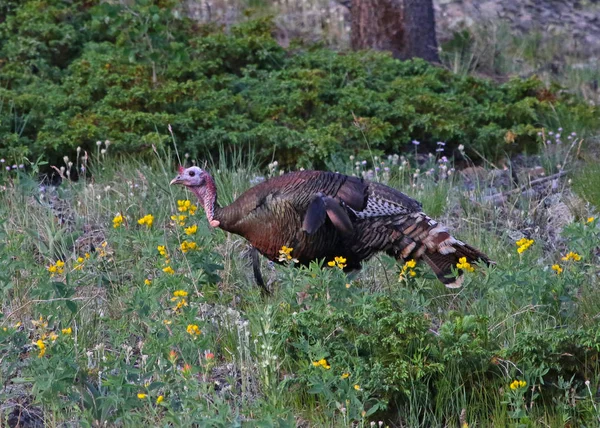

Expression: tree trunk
xmin=350 ymin=0 xmax=439 ymax=63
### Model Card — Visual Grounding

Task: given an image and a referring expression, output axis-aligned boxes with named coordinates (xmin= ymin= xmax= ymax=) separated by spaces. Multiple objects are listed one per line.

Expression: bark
xmin=350 ymin=0 xmax=439 ymax=63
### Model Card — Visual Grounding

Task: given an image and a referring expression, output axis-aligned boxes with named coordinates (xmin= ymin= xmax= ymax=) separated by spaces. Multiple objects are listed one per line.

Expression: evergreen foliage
xmin=1 ymin=1 xmax=596 ymax=169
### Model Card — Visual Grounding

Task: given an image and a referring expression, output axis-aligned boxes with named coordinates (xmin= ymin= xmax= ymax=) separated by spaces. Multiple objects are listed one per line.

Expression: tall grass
xmin=0 ymin=148 xmax=598 ymax=426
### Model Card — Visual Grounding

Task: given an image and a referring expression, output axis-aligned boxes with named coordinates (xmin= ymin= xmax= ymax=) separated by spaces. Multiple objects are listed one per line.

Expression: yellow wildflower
xmin=456 ymin=257 xmax=475 ymax=273
xmin=180 ymin=240 xmax=197 ymax=253
xmin=177 ymin=200 xmax=191 ymax=212
xmin=74 ymin=256 xmax=85 ymax=271
xmin=77 ymin=257 xmax=84 ymax=263
xmin=184 ymin=225 xmax=198 ymax=235
xmin=278 ymin=246 xmax=298 ymax=263
xmin=85 ymin=253 xmax=90 ymax=259
xmin=341 ymin=372 xmax=350 ymax=379
xmin=62 ymin=327 xmax=72 ymax=335
xmin=328 ymin=256 xmax=347 ymax=269
xmin=171 ymin=289 xmax=190 ymax=312
xmin=312 ymin=358 xmax=331 ymax=369
xmin=156 ymin=395 xmax=164 ymax=404
xmin=170 ymin=214 xmax=187 ymax=226
xmin=345 ymin=283 xmax=351 ymax=289
xmin=173 ymin=299 xmax=187 ymax=312
xmin=399 ymin=259 xmax=417 ymax=280
xmin=137 ymin=214 xmax=154 ymax=228
xmin=587 ymin=217 xmax=594 ymax=223
xmin=36 ymin=339 xmax=46 ymax=358
xmin=516 ymin=238 xmax=534 ymax=254
xmin=354 ymin=384 xmax=361 ymax=391
xmin=48 ymin=260 xmax=65 ymax=276
xmin=509 ymin=379 xmax=527 ymax=390
xmin=562 ymin=251 xmax=581 ymax=262
xmin=144 ymin=278 xmax=152 ymax=286
xmin=163 ymin=320 xmax=172 ymax=325
xmin=49 ymin=332 xmax=58 ymax=342
xmin=188 ymin=204 xmax=197 ymax=216
xmin=186 ymin=324 xmax=201 ymax=336
xmin=98 ymin=242 xmax=108 ymax=257
xmin=163 ymin=266 xmax=175 ymax=275
xmin=279 ymin=245 xmax=292 ymax=260
xmin=137 ymin=393 xmax=147 ymax=399
xmin=157 ymin=245 xmax=167 ymax=257
xmin=551 ymin=264 xmax=563 ymax=275
xmin=112 ymin=213 xmax=124 ymax=229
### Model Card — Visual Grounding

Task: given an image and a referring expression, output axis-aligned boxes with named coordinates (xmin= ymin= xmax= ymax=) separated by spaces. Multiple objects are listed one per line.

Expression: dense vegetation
xmin=1 ymin=0 xmax=597 ymax=170
xmin=1 ymin=153 xmax=599 ymax=426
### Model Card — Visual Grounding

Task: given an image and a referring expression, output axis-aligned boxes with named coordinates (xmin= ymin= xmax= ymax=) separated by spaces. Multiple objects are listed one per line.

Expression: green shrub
xmin=1 ymin=1 xmax=597 ymax=170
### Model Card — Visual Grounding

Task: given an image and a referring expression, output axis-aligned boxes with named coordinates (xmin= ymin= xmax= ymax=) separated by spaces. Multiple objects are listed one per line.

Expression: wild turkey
xmin=170 ymin=166 xmax=492 ymax=287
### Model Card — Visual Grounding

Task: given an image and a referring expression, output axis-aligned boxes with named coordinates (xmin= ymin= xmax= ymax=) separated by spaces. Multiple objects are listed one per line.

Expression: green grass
xmin=0 ymin=150 xmax=599 ymax=426
xmin=572 ymin=162 xmax=600 ymax=209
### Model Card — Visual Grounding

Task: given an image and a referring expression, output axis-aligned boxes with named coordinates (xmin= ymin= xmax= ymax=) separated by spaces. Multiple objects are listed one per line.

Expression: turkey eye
xmin=189 ymin=171 xmax=195 ymax=177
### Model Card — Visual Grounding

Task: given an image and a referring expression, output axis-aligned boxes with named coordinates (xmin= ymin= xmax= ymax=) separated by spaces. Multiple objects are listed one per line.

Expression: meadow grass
xmin=0 ymin=146 xmax=599 ymax=427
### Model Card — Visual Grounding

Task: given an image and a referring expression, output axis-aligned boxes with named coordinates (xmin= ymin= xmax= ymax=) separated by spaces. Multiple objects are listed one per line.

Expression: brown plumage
xmin=170 ymin=167 xmax=492 ymax=287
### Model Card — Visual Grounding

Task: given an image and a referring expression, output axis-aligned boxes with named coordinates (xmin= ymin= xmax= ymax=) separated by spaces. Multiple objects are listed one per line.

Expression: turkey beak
xmin=170 ymin=175 xmax=182 ymax=185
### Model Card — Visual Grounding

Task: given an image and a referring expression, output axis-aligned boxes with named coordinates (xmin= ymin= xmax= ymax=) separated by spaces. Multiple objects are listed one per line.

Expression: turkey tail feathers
xmin=422 ymin=242 xmax=491 ymax=288
xmin=395 ymin=212 xmax=492 ymax=288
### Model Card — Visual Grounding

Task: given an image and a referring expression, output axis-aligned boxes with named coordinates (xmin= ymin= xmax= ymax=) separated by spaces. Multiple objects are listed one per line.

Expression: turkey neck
xmin=187 ymin=173 xmax=237 ymax=230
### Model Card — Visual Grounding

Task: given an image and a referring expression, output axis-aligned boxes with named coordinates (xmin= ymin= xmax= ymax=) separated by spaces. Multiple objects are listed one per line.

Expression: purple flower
xmin=411 ymin=140 xmax=420 ymax=146
xmin=436 ymin=141 xmax=446 ymax=146
xmin=546 ymin=140 xmax=551 ymax=144
xmin=558 ymin=127 xmax=563 ymax=132
xmin=537 ymin=132 xmax=542 ymax=136
xmin=436 ymin=148 xmax=444 ymax=152
xmin=571 ymin=132 xmax=577 ymax=136
xmin=549 ymin=131 xmax=554 ymax=136
xmin=5 ymin=167 xmax=10 ymax=171
xmin=18 ymin=164 xmax=24 ymax=169
xmin=438 ymin=156 xmax=448 ymax=163
xmin=555 ymin=134 xmax=561 ymax=138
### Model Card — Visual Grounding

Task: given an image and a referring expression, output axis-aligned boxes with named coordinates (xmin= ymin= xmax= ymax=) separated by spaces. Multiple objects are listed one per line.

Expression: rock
xmin=434 ymin=0 xmax=600 ymax=57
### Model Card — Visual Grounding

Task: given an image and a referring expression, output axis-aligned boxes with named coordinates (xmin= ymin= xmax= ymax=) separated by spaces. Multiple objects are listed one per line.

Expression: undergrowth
xmin=1 ymin=0 xmax=598 ymax=170
xmin=0 ymin=149 xmax=599 ymax=427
